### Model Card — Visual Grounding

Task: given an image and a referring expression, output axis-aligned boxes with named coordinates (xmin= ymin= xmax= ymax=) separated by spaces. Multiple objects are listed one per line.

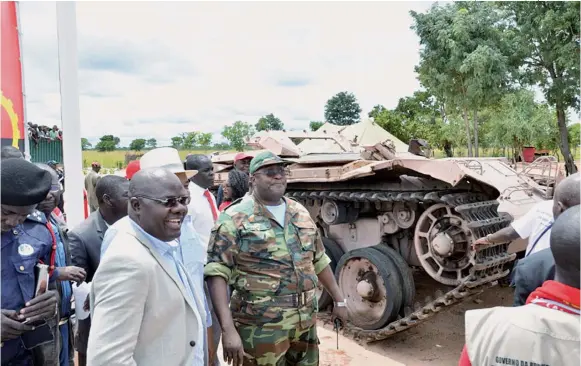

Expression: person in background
xmin=473 ymin=173 xmax=581 ymax=305
xmin=125 ymin=160 xmax=141 ymax=180
xmin=68 ymin=175 xmax=130 ymax=366
xmin=84 ymin=162 xmax=101 ymax=213
xmin=47 ymin=161 xmax=65 ymax=214
xmin=87 ymin=168 xmax=205 ymax=366
xmin=218 ymin=169 xmax=250 ymax=211
xmin=1 ymin=146 xmax=24 ymax=159
xmin=205 ymin=151 xmax=348 ymax=366
xmin=1 ymin=158 xmax=59 ymax=365
xmin=34 ymin=163 xmax=87 ymax=366
xmin=509 ymin=173 xmax=580 ymax=306
xmin=216 ymin=152 xmax=252 ymax=207
xmin=459 ymin=205 xmax=580 ymax=366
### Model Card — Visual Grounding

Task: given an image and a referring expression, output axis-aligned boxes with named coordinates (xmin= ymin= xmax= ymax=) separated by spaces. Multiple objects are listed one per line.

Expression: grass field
xmin=83 ymin=147 xmax=580 ymax=169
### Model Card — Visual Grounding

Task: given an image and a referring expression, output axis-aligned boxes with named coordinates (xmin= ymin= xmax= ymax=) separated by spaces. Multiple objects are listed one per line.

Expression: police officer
xmin=205 ymin=151 xmax=348 ymax=366
xmin=1 ymin=158 xmax=59 ymax=365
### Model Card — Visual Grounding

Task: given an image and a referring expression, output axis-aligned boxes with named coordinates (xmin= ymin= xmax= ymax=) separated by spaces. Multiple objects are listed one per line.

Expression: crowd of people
xmin=28 ymin=123 xmax=62 ymax=146
xmin=1 ymin=143 xmax=579 ymax=366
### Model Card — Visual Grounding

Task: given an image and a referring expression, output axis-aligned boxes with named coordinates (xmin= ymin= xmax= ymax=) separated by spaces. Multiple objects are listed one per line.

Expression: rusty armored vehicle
xmin=211 ymin=119 xmax=553 ymax=343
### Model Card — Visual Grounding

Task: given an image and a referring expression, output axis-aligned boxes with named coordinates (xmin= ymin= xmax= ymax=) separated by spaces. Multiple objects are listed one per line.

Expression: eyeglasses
xmin=50 ymin=184 xmax=62 ymax=193
xmin=254 ymin=166 xmax=287 ymax=178
xmin=133 ymin=195 xmax=191 ymax=208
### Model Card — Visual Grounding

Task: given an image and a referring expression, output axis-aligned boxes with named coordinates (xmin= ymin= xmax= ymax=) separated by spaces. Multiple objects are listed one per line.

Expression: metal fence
xmin=29 ymin=139 xmax=63 ymax=163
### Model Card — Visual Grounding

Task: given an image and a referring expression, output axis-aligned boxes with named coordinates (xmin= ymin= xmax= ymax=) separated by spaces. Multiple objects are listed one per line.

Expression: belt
xmin=237 ymin=289 xmax=316 ymax=308
xmin=58 ymin=317 xmax=69 ymax=326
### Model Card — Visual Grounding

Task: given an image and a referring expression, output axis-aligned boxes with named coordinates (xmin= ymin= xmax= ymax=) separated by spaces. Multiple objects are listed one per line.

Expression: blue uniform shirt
xmin=1 ymin=210 xmax=55 ymax=364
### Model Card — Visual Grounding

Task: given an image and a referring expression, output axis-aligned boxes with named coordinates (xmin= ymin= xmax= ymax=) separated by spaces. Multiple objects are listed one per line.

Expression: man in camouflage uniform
xmin=205 ymin=151 xmax=348 ymax=366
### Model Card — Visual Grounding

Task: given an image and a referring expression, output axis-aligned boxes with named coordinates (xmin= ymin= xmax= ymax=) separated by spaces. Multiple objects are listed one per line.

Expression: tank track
xmin=285 ymin=189 xmax=517 ymax=343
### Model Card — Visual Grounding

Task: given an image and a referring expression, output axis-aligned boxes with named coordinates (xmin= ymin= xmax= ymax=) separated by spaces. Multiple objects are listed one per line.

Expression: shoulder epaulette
xmin=26 ymin=210 xmax=48 ymax=224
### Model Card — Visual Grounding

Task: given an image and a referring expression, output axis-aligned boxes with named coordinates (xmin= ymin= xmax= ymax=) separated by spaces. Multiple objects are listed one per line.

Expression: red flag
xmin=1 ymin=1 xmax=25 ymax=150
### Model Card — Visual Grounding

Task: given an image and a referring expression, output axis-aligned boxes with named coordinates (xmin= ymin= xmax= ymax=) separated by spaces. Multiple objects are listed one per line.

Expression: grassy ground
xmin=82 ymin=149 xmax=226 ymax=169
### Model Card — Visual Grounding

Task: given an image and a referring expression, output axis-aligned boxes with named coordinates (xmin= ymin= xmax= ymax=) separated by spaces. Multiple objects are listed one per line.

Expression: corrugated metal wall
xmin=29 ymin=139 xmax=63 ymax=163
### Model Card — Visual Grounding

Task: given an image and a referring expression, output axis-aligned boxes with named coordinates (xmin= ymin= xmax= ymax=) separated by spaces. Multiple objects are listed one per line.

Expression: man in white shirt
xmin=184 ymin=154 xmax=222 ymax=366
xmin=184 ymin=154 xmax=218 ymax=247
xmin=473 ymin=173 xmax=580 ymax=256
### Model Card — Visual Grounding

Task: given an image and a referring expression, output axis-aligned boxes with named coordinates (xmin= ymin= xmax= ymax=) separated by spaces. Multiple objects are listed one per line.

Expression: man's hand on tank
xmin=18 ymin=290 xmax=58 ymax=323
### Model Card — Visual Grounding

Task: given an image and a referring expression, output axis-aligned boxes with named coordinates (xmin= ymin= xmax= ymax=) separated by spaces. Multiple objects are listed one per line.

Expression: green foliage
xmin=324 ymin=91 xmax=362 ymax=126
xmin=222 ymin=121 xmax=254 ymax=152
xmin=368 ymin=105 xmax=387 ymax=119
xmin=255 ymin=113 xmax=284 ymax=131
xmin=309 ymin=121 xmax=324 ymax=131
xmin=146 ymin=138 xmax=157 ymax=149
xmin=180 ymin=132 xmax=199 ymax=150
xmin=81 ymin=138 xmax=92 ymax=150
xmin=129 ymin=138 xmax=146 ymax=151
xmin=171 ymin=136 xmax=183 ymax=149
xmin=569 ymin=123 xmax=581 ymax=148
xmin=95 ymin=135 xmax=120 ymax=152
xmin=197 ymin=132 xmax=213 ymax=150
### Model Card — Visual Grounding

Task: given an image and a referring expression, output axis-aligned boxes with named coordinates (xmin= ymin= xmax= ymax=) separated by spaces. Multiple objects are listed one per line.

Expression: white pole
xmin=15 ymin=1 xmax=30 ymax=160
xmin=56 ymin=2 xmax=84 ymax=229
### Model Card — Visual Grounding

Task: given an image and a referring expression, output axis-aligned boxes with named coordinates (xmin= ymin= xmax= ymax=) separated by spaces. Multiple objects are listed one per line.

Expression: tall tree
xmin=255 ymin=113 xmax=284 ymax=131
xmin=197 ymin=132 xmax=213 ymax=151
xmin=180 ymin=132 xmax=199 ymax=150
xmin=222 ymin=121 xmax=254 ymax=151
xmin=411 ymin=2 xmax=517 ymax=156
xmin=81 ymin=137 xmax=92 ymax=150
xmin=95 ymin=135 xmax=120 ymax=152
xmin=146 ymin=138 xmax=157 ymax=149
xmin=171 ymin=136 xmax=184 ymax=149
xmin=368 ymin=105 xmax=387 ymax=119
xmin=129 ymin=138 xmax=146 ymax=151
xmin=497 ymin=1 xmax=580 ymax=174
xmin=324 ymin=91 xmax=362 ymax=126
xmin=309 ymin=121 xmax=324 ymax=131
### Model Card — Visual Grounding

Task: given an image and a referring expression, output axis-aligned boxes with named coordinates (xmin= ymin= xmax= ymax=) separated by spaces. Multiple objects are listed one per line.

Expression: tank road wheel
xmin=316 ymin=237 xmax=345 ymax=310
xmin=414 ymin=203 xmax=472 ymax=286
xmin=335 ymin=247 xmax=403 ymax=330
xmin=370 ymin=244 xmax=415 ymax=309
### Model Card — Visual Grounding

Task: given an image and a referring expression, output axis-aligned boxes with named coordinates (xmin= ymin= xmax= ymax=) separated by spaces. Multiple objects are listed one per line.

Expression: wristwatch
xmin=334 ymin=299 xmax=347 ymax=308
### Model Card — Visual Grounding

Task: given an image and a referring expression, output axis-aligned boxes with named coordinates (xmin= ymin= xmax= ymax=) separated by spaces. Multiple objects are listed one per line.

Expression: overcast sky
xmin=20 ymin=1 xmax=437 ymax=147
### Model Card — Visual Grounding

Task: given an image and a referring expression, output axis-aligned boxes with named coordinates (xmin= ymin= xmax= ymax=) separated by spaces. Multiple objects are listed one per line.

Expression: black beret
xmin=1 ymin=158 xmax=52 ymax=206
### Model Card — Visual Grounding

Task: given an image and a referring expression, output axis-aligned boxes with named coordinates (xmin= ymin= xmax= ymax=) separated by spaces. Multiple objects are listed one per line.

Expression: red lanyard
xmin=39 ymin=220 xmax=58 ymax=276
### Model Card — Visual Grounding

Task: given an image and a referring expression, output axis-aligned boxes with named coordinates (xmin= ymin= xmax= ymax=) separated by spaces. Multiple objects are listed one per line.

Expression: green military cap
xmin=249 ymin=151 xmax=288 ymax=175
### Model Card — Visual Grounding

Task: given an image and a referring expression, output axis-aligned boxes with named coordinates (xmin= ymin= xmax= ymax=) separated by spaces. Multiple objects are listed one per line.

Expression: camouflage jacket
xmin=204 ymin=196 xmax=331 ymax=329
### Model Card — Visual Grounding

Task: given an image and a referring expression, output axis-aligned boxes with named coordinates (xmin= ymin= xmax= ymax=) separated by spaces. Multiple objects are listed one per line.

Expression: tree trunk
xmin=463 ymin=107 xmax=473 ymax=157
xmin=472 ymin=108 xmax=479 ymax=157
xmin=556 ymin=105 xmax=578 ymax=175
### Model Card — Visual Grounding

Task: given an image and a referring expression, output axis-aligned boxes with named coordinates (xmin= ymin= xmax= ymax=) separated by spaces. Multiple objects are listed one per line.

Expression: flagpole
xmin=56 ymin=2 xmax=84 ymax=229
xmin=15 ymin=1 xmax=30 ymax=159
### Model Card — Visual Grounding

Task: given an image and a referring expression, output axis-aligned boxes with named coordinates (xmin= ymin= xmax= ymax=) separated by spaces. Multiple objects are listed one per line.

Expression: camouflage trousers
xmin=237 ymin=324 xmax=319 ymax=366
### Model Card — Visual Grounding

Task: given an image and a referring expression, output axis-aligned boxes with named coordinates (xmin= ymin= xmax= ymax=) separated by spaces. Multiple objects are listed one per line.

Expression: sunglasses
xmin=255 ymin=166 xmax=287 ymax=178
xmin=133 ymin=195 xmax=191 ymax=207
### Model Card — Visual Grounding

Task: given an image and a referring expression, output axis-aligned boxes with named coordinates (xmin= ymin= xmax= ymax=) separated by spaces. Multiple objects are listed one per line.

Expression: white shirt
xmin=266 ymin=202 xmax=287 ymax=227
xmin=511 ymin=200 xmax=554 ymax=256
xmin=187 ymin=183 xmax=218 ymax=251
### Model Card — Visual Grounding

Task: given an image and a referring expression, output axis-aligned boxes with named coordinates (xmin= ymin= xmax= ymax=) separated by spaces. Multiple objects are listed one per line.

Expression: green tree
xmin=255 ymin=113 xmax=284 ymax=131
xmin=411 ymin=2 xmax=518 ymax=156
xmin=81 ymin=138 xmax=92 ymax=150
xmin=568 ymin=123 xmax=580 ymax=156
xmin=146 ymin=138 xmax=157 ymax=149
xmin=309 ymin=121 xmax=324 ymax=131
xmin=129 ymin=138 xmax=146 ymax=151
xmin=222 ymin=121 xmax=254 ymax=151
xmin=486 ymin=90 xmax=557 ymax=157
xmin=180 ymin=132 xmax=199 ymax=150
xmin=95 ymin=135 xmax=120 ymax=152
xmin=197 ymin=132 xmax=213 ymax=151
xmin=497 ymin=1 xmax=580 ymax=174
xmin=171 ymin=136 xmax=184 ymax=149
xmin=324 ymin=91 xmax=362 ymax=126
xmin=368 ymin=105 xmax=387 ymax=119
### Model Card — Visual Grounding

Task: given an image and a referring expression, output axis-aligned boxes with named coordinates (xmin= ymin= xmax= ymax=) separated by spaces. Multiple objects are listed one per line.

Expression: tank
xmin=211 ymin=120 xmax=551 ymax=343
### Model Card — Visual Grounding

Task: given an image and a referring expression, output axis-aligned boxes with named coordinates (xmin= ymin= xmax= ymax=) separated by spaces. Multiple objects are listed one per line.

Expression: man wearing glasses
xmin=205 ymin=151 xmax=349 ymax=366
xmin=87 ymin=168 xmax=206 ymax=366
